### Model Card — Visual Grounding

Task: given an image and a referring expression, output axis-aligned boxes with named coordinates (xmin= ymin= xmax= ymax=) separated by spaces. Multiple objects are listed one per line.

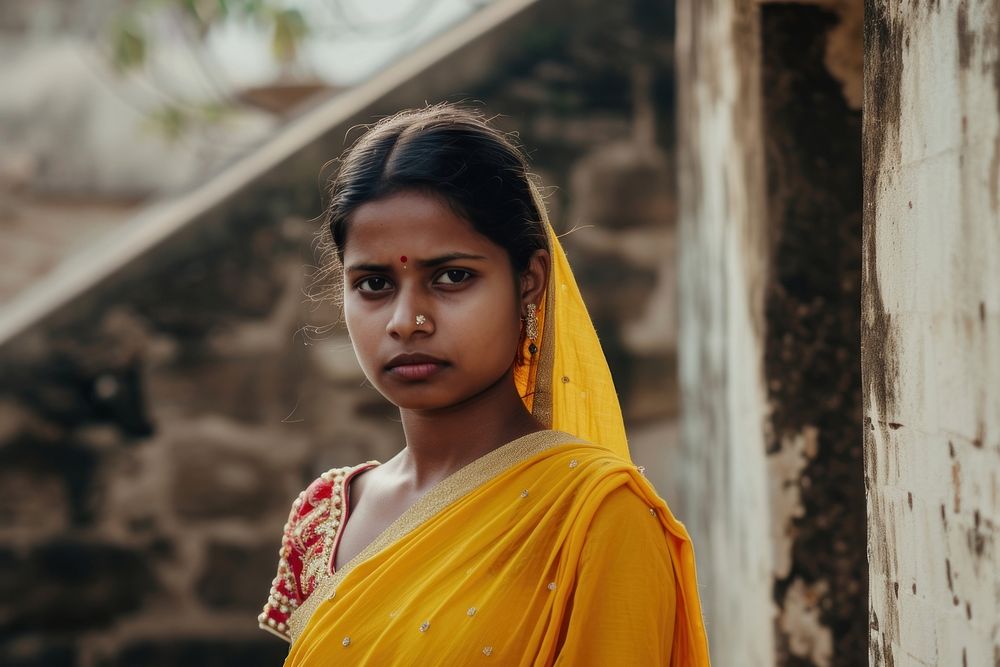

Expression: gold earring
xmin=525 ymin=303 xmax=538 ymax=355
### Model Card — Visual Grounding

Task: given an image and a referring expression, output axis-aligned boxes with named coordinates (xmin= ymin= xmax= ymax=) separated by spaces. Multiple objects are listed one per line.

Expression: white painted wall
xmin=675 ymin=1 xmax=776 ymax=665
xmin=864 ymin=2 xmax=1000 ymax=666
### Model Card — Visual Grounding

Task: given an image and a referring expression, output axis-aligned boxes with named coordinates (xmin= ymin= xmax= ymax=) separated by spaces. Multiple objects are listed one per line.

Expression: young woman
xmin=258 ymin=104 xmax=711 ymax=665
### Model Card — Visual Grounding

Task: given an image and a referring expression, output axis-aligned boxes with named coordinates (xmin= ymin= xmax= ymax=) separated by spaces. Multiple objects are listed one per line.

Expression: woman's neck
xmin=392 ymin=374 xmax=545 ymax=492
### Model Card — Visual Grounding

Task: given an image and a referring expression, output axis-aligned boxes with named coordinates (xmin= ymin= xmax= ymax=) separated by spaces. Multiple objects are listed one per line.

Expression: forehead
xmin=343 ymin=191 xmax=500 ymax=260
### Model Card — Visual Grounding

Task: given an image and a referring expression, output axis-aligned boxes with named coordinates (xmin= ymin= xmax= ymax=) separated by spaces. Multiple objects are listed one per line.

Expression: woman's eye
xmin=435 ymin=269 xmax=473 ymax=285
xmin=357 ymin=276 xmax=391 ymax=292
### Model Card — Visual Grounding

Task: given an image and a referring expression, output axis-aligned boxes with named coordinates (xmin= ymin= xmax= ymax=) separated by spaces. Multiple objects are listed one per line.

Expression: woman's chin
xmin=378 ymin=367 xmax=513 ymax=412
xmin=385 ymin=386 xmax=491 ymax=413
xmin=376 ymin=383 xmax=455 ymax=411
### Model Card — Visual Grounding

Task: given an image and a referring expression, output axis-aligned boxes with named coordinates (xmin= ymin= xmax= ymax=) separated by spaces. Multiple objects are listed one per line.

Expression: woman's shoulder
xmin=284 ymin=460 xmax=381 ymax=538
xmin=550 ymin=442 xmax=695 ymax=558
xmin=298 ymin=460 xmax=379 ymax=505
xmin=539 ymin=434 xmax=642 ymax=475
xmin=257 ymin=460 xmax=379 ymax=642
xmin=539 ymin=438 xmax=674 ymax=533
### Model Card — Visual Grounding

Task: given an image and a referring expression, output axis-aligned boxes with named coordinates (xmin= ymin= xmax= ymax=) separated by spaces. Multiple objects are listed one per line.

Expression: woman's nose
xmin=385 ymin=288 xmax=433 ymax=339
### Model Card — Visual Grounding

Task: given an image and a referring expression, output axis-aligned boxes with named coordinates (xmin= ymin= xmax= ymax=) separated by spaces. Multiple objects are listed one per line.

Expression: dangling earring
xmin=525 ymin=303 xmax=538 ymax=355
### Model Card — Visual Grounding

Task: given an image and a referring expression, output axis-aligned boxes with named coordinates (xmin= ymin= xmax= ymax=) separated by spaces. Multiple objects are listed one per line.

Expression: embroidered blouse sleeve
xmin=258 ymin=471 xmax=342 ymax=642
xmin=553 ymin=484 xmax=678 ymax=665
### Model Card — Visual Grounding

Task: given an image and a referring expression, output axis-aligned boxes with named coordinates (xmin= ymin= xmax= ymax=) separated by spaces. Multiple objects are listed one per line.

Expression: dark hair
xmin=322 ymin=104 xmax=548 ymax=281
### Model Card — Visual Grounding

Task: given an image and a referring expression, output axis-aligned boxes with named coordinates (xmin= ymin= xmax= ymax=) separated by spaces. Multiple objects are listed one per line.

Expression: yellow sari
xmin=259 ymin=186 xmax=711 ymax=665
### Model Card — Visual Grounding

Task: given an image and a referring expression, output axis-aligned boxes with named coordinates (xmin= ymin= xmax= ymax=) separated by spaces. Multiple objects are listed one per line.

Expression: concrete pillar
xmin=676 ymin=1 xmax=774 ymax=664
xmin=864 ymin=2 xmax=1000 ymax=665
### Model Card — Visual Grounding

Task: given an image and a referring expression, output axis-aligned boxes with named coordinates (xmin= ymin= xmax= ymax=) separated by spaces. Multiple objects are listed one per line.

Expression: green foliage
xmin=142 ymin=104 xmax=188 ymax=141
xmin=107 ymin=0 xmax=310 ymax=72
xmin=141 ymin=102 xmax=234 ymax=141
xmin=105 ymin=0 xmax=311 ymax=139
xmin=269 ymin=8 xmax=308 ymax=63
xmin=110 ymin=16 xmax=146 ymax=71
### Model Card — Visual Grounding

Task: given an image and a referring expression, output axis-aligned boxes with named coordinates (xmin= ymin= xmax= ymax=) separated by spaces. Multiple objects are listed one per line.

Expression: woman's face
xmin=341 ymin=190 xmax=527 ymax=411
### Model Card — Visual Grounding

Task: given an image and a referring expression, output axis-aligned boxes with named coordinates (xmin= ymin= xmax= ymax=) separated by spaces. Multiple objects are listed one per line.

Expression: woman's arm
xmin=553 ymin=484 xmax=678 ymax=665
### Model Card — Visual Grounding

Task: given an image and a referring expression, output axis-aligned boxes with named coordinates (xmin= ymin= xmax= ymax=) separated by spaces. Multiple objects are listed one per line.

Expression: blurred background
xmin=0 ymin=0 xmax=682 ymax=663
xmin=3 ymin=0 xmax=998 ymax=666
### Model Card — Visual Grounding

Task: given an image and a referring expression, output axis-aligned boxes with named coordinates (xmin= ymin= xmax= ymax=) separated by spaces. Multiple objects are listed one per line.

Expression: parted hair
xmin=322 ymin=103 xmax=548 ymax=277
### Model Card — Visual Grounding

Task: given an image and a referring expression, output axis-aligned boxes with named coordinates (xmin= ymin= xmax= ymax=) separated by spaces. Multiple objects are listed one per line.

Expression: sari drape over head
xmin=259 ymin=183 xmax=711 ymax=665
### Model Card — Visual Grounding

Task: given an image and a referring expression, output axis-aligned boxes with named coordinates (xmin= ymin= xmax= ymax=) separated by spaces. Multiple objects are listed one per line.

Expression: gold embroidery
xmin=293 ymin=500 xmax=330 ymax=550
xmin=299 ymin=470 xmax=344 ymax=595
xmin=279 ymin=563 xmax=297 ymax=601
xmin=287 ymin=429 xmax=584 ymax=643
xmin=259 ymin=463 xmax=373 ymax=642
xmin=301 ymin=543 xmax=327 ymax=594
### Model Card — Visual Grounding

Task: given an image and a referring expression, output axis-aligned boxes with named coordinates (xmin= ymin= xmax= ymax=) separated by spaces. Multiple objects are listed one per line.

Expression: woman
xmin=258 ymin=104 xmax=711 ymax=665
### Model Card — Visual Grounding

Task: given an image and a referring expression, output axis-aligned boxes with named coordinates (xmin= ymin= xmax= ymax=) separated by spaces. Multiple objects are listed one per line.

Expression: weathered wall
xmin=0 ymin=0 xmax=682 ymax=664
xmin=760 ymin=3 xmax=865 ymax=665
xmin=676 ymin=1 xmax=774 ymax=664
xmin=677 ymin=0 xmax=864 ymax=664
xmin=864 ymin=2 xmax=1000 ymax=666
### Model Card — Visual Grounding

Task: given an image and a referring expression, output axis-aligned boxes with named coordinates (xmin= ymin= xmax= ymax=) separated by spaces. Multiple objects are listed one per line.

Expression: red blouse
xmin=258 ymin=461 xmax=379 ymax=641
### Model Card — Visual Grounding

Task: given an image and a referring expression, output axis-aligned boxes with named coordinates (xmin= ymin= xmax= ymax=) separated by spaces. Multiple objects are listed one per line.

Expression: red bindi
xmin=400 ymin=255 xmax=407 ymax=263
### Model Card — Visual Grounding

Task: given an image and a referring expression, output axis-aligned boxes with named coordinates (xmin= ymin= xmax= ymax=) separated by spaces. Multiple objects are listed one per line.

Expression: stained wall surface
xmin=864 ymin=2 xmax=1000 ymax=665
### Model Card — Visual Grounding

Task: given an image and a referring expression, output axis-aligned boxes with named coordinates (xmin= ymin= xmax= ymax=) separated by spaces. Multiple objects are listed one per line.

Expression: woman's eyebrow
xmin=417 ymin=252 xmax=488 ymax=268
xmin=346 ymin=252 xmax=488 ymax=273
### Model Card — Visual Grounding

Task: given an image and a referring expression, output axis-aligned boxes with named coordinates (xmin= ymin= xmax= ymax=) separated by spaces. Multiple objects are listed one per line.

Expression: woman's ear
xmin=519 ymin=249 xmax=550 ymax=309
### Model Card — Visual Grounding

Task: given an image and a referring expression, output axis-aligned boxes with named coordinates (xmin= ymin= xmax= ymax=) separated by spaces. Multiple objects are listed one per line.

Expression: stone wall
xmin=864 ymin=2 xmax=1000 ymax=665
xmin=0 ymin=0 xmax=680 ymax=664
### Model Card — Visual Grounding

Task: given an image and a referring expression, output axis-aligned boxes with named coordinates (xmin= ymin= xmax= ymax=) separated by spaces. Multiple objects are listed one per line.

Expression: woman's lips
xmin=386 ymin=362 xmax=447 ymax=380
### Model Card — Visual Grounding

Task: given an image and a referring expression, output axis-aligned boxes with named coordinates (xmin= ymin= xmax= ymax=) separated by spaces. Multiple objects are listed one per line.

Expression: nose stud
xmin=415 ymin=314 xmax=427 ymax=325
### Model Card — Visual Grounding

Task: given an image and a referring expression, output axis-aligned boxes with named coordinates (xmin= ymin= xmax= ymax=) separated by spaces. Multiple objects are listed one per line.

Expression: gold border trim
xmin=531 ymin=184 xmax=558 ymax=427
xmin=287 ymin=428 xmax=583 ymax=642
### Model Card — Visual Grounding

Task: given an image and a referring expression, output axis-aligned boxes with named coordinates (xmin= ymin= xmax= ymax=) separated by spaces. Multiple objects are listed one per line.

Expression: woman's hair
xmin=320 ymin=104 xmax=548 ymax=286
